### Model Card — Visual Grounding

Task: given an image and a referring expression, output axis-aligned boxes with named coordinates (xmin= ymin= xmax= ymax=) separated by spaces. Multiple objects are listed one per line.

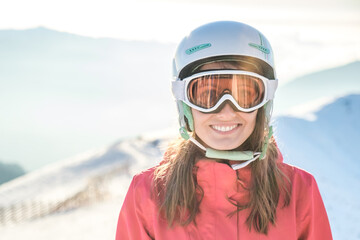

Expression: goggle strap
xmin=267 ymin=80 xmax=278 ymax=100
xmin=172 ymin=81 xmax=185 ymax=101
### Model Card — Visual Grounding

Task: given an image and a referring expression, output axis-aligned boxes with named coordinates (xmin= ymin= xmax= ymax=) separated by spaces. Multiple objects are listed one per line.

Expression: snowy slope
xmin=0 ymin=133 xmax=171 ymax=205
xmin=0 ymin=133 xmax=172 ymax=239
xmin=275 ymin=94 xmax=360 ymax=240
xmin=0 ymin=95 xmax=359 ymax=239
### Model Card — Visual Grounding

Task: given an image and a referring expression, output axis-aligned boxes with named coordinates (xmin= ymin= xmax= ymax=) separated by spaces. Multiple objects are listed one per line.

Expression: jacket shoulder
xmin=278 ymin=162 xmax=317 ymax=187
xmin=131 ymin=166 xmax=157 ymax=192
xmin=277 ymin=164 xmax=332 ymax=239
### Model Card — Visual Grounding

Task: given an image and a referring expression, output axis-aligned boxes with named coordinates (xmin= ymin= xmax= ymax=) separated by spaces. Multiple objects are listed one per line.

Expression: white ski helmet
xmin=173 ymin=21 xmax=276 ymax=80
xmin=172 ymin=21 xmax=278 ymax=134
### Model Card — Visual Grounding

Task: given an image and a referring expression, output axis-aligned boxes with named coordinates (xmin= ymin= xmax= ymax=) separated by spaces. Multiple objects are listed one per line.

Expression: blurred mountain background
xmin=1 ymin=27 xmax=358 ymax=178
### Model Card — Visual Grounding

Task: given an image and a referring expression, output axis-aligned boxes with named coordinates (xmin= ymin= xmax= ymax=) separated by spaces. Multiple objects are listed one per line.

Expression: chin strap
xmin=179 ymin=126 xmax=273 ymax=170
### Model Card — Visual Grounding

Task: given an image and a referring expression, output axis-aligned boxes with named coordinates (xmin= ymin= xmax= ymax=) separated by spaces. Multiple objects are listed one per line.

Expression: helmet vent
xmin=248 ymin=43 xmax=270 ymax=54
xmin=185 ymin=43 xmax=212 ymax=55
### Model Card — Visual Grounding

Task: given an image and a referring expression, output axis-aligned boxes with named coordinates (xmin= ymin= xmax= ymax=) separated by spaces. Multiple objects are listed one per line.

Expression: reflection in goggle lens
xmin=187 ymin=74 xmax=265 ymax=109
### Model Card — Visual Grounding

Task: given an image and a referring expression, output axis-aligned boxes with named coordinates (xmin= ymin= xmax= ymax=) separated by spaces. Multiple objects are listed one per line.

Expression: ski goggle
xmin=172 ymin=70 xmax=278 ymax=113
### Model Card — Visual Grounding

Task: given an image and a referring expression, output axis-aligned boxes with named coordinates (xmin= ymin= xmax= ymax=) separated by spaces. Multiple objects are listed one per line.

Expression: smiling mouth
xmin=211 ymin=124 xmax=240 ymax=132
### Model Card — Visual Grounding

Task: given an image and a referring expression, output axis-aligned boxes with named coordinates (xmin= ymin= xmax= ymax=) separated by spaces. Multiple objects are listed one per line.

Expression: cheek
xmin=249 ymin=114 xmax=257 ymax=130
xmin=240 ymin=110 xmax=258 ymax=136
xmin=192 ymin=109 xmax=208 ymax=130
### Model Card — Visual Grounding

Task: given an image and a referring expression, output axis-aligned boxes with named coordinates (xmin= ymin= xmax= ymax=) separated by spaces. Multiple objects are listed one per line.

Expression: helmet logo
xmin=185 ymin=43 xmax=212 ymax=55
xmin=248 ymin=43 xmax=270 ymax=54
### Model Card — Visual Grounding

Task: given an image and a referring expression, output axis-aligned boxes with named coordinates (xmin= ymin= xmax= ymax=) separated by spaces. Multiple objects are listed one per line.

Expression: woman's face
xmin=191 ymin=62 xmax=258 ymax=150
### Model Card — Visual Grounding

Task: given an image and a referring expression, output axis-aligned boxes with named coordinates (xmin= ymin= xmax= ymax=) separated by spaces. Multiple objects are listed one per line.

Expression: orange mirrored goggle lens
xmin=187 ymin=74 xmax=265 ymax=110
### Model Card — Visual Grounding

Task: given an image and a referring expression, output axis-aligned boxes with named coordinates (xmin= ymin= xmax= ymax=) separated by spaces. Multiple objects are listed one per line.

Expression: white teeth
xmin=212 ymin=124 xmax=238 ymax=132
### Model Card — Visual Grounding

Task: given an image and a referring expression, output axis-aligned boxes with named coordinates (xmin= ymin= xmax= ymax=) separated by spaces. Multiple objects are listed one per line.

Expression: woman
xmin=116 ymin=21 xmax=332 ymax=239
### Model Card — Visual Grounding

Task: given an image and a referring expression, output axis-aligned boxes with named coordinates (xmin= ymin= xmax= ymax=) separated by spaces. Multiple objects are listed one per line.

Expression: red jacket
xmin=116 ymin=152 xmax=332 ymax=240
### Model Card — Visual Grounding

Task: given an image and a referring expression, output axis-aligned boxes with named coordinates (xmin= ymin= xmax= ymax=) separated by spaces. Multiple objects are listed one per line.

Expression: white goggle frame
xmin=172 ymin=70 xmax=278 ymax=113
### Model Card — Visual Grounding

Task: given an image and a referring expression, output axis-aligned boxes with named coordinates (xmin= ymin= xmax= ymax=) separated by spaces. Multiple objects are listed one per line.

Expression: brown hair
xmin=153 ymin=107 xmax=291 ymax=234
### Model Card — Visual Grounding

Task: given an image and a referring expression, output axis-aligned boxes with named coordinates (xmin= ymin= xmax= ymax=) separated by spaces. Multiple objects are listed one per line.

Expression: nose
xmin=216 ymin=103 xmax=237 ymax=119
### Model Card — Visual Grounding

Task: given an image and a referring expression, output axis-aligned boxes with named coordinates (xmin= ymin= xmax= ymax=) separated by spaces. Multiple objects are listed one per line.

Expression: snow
xmin=0 ymin=94 xmax=359 ymax=239
xmin=275 ymin=94 xmax=360 ymax=240
xmin=0 ymin=134 xmax=172 ymax=239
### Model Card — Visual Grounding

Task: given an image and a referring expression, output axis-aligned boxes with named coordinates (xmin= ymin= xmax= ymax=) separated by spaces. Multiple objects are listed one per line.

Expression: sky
xmin=0 ymin=0 xmax=359 ymax=42
xmin=1 ymin=0 xmax=359 ymax=80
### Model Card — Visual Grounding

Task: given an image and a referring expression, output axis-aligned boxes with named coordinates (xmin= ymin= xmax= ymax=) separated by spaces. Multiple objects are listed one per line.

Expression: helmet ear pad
xmin=264 ymin=100 xmax=273 ymax=124
xmin=182 ymin=102 xmax=194 ymax=132
xmin=176 ymin=101 xmax=195 ymax=132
